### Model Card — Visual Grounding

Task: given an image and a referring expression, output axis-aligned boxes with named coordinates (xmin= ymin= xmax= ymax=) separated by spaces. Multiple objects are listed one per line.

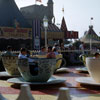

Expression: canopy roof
xmin=41 ymin=23 xmax=62 ymax=32
xmin=80 ymin=25 xmax=100 ymax=43
xmin=41 ymin=24 xmax=64 ymax=39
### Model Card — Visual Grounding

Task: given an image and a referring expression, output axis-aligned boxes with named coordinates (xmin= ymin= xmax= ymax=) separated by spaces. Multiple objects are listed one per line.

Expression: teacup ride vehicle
xmin=86 ymin=57 xmax=100 ymax=83
xmin=1 ymin=53 xmax=66 ymax=77
xmin=18 ymin=58 xmax=59 ymax=82
xmin=0 ymin=54 xmax=5 ymax=71
xmin=79 ymin=54 xmax=94 ymax=66
xmin=1 ymin=56 xmax=20 ymax=76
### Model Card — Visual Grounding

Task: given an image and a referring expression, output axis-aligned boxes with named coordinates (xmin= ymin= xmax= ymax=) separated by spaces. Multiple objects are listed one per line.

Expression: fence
xmin=0 ymin=49 xmax=91 ymax=55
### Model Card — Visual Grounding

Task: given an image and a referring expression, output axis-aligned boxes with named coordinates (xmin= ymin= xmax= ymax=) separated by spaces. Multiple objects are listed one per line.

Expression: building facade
xmin=0 ymin=0 xmax=32 ymax=50
xmin=20 ymin=0 xmax=54 ymax=25
xmin=0 ymin=0 xmax=64 ymax=50
xmin=20 ymin=0 xmax=64 ymax=48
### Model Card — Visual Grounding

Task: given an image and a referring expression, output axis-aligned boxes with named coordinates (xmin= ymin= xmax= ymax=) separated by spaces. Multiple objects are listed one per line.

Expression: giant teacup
xmin=79 ymin=54 xmax=94 ymax=66
xmin=2 ymin=56 xmax=20 ymax=75
xmin=86 ymin=57 xmax=100 ymax=83
xmin=18 ymin=58 xmax=57 ymax=82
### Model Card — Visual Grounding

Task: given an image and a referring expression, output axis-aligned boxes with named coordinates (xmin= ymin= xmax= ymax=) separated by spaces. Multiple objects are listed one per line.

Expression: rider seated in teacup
xmin=18 ymin=48 xmax=27 ymax=59
xmin=1 ymin=45 xmax=16 ymax=56
xmin=38 ymin=46 xmax=47 ymax=55
xmin=18 ymin=48 xmax=38 ymax=75
xmin=18 ymin=48 xmax=35 ymax=62
xmin=52 ymin=47 xmax=59 ymax=55
xmin=94 ymin=52 xmax=100 ymax=58
xmin=47 ymin=46 xmax=56 ymax=58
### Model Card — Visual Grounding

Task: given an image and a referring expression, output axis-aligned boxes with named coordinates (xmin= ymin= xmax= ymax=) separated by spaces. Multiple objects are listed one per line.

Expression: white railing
xmin=0 ymin=49 xmax=91 ymax=55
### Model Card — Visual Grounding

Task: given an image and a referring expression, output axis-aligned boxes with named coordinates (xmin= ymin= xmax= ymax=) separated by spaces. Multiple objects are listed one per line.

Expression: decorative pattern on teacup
xmin=18 ymin=58 xmax=29 ymax=67
xmin=2 ymin=56 xmax=20 ymax=75
xmin=38 ymin=59 xmax=53 ymax=74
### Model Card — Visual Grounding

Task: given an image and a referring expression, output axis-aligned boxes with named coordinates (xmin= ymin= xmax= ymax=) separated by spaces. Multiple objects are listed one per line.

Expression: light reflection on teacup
xmin=86 ymin=57 xmax=100 ymax=83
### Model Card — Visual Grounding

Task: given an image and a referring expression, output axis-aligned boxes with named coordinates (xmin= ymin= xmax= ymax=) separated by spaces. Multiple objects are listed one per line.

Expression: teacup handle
xmin=79 ymin=54 xmax=85 ymax=62
xmin=79 ymin=55 xmax=82 ymax=62
xmin=56 ymin=58 xmax=66 ymax=68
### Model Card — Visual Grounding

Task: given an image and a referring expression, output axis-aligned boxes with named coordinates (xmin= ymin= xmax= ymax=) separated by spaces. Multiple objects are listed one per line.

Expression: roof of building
xmin=20 ymin=4 xmax=48 ymax=21
xmin=41 ymin=24 xmax=64 ymax=39
xmin=41 ymin=24 xmax=62 ymax=32
xmin=80 ymin=25 xmax=100 ymax=43
xmin=0 ymin=0 xmax=30 ymax=28
xmin=60 ymin=16 xmax=68 ymax=32
xmin=60 ymin=16 xmax=78 ymax=39
xmin=20 ymin=0 xmax=54 ymax=25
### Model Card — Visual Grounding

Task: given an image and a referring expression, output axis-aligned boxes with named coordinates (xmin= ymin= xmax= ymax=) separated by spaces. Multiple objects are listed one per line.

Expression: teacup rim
xmin=86 ymin=57 xmax=100 ymax=60
xmin=18 ymin=58 xmax=56 ymax=60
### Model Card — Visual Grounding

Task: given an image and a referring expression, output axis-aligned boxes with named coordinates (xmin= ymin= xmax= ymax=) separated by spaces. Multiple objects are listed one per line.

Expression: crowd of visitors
xmin=1 ymin=45 xmax=60 ymax=59
xmin=0 ymin=42 xmax=83 ymax=68
xmin=1 ymin=42 xmax=100 ymax=74
xmin=0 ymin=45 xmax=61 ymax=75
xmin=2 ymin=41 xmax=100 ymax=68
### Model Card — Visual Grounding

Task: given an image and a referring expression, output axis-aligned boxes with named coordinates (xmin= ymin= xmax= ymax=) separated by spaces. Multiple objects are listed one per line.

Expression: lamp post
xmin=89 ymin=17 xmax=93 ymax=52
xmin=43 ymin=16 xmax=48 ymax=49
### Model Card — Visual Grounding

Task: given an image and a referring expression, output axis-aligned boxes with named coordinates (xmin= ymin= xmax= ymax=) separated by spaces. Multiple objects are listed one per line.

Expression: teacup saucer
xmin=7 ymin=77 xmax=66 ymax=85
xmin=0 ymin=71 xmax=19 ymax=78
xmin=76 ymin=77 xmax=100 ymax=86
xmin=75 ymin=67 xmax=88 ymax=72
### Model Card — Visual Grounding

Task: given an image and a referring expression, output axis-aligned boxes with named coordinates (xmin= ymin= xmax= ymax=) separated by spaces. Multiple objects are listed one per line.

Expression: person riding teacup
xmin=94 ymin=52 xmax=100 ymax=58
xmin=18 ymin=48 xmax=38 ymax=75
xmin=47 ymin=46 xmax=56 ymax=58
xmin=18 ymin=48 xmax=35 ymax=62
